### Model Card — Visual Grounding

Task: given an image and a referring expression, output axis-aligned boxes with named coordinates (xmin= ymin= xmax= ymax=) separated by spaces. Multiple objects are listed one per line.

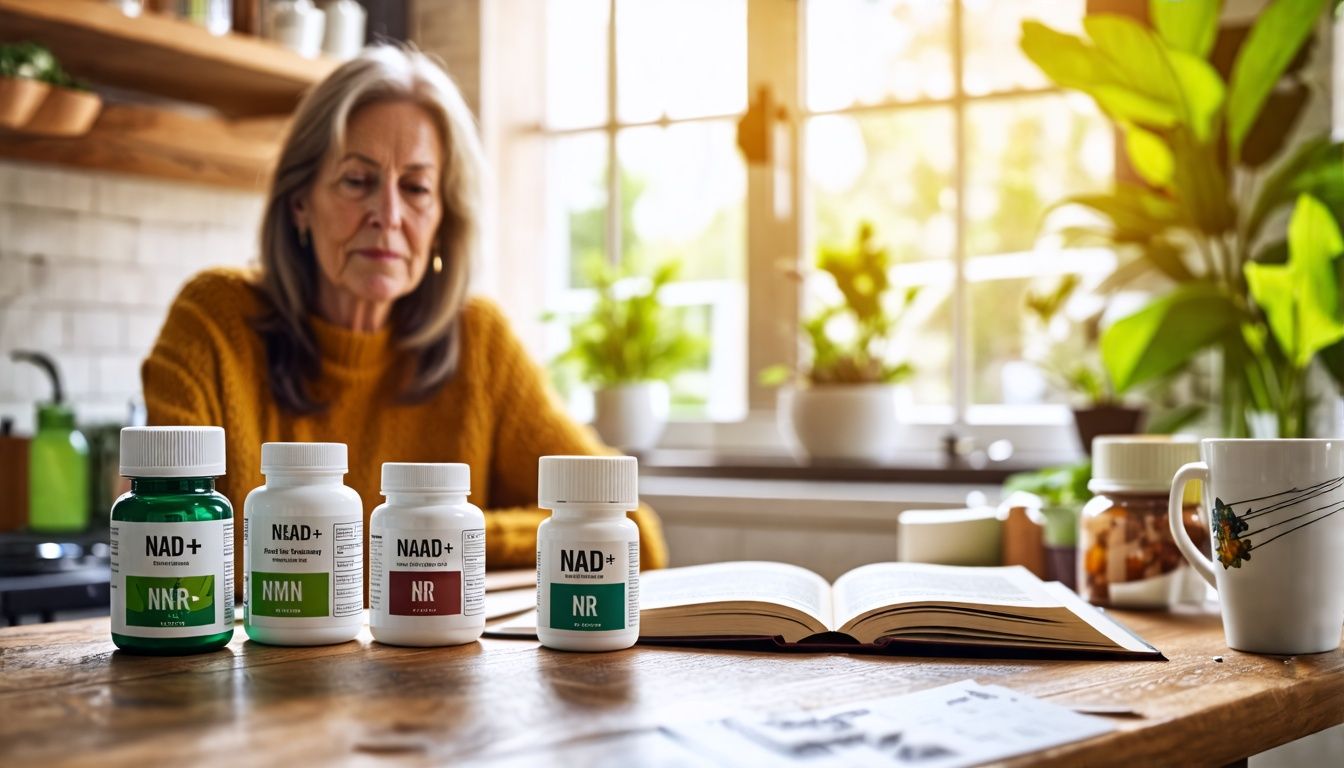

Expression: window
xmin=541 ymin=0 xmax=749 ymax=422
xmin=531 ymin=0 xmax=1114 ymax=446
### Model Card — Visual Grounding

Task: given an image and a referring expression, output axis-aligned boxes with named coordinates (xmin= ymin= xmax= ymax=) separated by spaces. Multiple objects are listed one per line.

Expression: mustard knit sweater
xmin=142 ymin=268 xmax=669 ymax=598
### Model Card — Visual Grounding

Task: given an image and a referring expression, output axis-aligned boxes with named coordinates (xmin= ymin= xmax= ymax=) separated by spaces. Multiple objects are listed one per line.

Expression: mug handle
xmin=1169 ymin=461 xmax=1216 ymax=588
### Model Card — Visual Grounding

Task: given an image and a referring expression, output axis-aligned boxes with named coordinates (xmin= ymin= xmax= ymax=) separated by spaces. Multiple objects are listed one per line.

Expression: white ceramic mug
xmin=1169 ymin=439 xmax=1344 ymax=655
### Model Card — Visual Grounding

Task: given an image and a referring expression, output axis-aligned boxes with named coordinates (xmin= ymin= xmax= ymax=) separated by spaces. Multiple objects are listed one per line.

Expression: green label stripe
xmin=125 ymin=575 xmax=216 ymax=628
xmin=549 ymin=583 xmax=625 ymax=631
xmin=252 ymin=571 xmax=329 ymax=617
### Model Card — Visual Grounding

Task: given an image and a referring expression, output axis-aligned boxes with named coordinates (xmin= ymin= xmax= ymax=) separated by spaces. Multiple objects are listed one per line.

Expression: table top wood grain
xmin=1 ymin=606 xmax=1340 ymax=767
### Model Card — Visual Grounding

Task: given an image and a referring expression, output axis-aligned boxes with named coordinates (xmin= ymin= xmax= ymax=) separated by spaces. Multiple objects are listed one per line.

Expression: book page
xmin=832 ymin=563 xmax=1060 ymax=628
xmin=641 ymin=561 xmax=834 ymax=628
xmin=1040 ymin=582 xmax=1157 ymax=654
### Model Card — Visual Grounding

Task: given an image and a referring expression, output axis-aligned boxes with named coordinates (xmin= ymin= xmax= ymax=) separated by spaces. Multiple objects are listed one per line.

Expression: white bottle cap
xmin=1089 ymin=435 xmax=1200 ymax=493
xmin=538 ymin=455 xmax=638 ymax=508
xmin=260 ymin=442 xmax=348 ymax=473
xmin=120 ymin=426 xmax=227 ymax=478
xmin=382 ymin=462 xmax=470 ymax=494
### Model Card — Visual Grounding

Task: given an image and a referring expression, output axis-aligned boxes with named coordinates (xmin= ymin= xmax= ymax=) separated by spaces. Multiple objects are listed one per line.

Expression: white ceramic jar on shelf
xmin=321 ymin=0 xmax=367 ymax=60
xmin=267 ymin=0 xmax=326 ymax=59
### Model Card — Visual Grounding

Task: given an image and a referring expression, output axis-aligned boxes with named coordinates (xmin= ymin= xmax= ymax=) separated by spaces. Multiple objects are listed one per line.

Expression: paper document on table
xmin=663 ymin=679 xmax=1114 ymax=768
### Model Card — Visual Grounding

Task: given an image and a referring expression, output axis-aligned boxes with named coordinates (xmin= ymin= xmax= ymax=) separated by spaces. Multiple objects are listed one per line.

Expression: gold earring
xmin=432 ymin=253 xmax=443 ymax=274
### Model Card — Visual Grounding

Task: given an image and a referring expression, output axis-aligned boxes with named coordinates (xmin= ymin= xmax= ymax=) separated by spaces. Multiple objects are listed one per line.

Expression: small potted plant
xmin=763 ymin=222 xmax=919 ymax=463
xmin=1002 ymin=461 xmax=1092 ymax=590
xmin=0 ymin=41 xmax=100 ymax=136
xmin=550 ymin=257 xmax=704 ymax=453
xmin=24 ymin=67 xmax=101 ymax=137
xmin=0 ymin=42 xmax=55 ymax=130
xmin=1023 ymin=275 xmax=1144 ymax=454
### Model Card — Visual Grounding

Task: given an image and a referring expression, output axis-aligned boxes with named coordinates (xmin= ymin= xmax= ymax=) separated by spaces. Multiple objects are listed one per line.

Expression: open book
xmin=634 ymin=562 xmax=1161 ymax=659
xmin=631 ymin=562 xmax=1159 ymax=658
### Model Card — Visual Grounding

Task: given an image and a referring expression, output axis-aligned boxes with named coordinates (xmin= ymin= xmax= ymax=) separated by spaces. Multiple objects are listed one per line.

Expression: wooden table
xmin=0 ymin=606 xmax=1340 ymax=767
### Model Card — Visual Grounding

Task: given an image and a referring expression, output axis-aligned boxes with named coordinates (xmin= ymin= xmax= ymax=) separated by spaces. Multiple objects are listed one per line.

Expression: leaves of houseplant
xmin=1150 ymin=0 xmax=1220 ymax=59
xmin=1245 ymin=195 xmax=1344 ymax=368
xmin=1245 ymin=136 xmax=1344 ymax=244
xmin=1100 ymin=282 xmax=1244 ymax=393
xmin=1226 ymin=0 xmax=1330 ymax=161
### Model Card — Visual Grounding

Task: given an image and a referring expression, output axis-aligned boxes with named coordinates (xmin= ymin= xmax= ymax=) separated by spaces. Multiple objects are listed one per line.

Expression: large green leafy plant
xmin=764 ymin=222 xmax=919 ymax=386
xmin=550 ymin=257 xmax=705 ymax=388
xmin=1022 ymin=0 xmax=1344 ymax=436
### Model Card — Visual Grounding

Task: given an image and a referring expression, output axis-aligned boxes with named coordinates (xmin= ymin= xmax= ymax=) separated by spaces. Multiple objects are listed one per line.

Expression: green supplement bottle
xmin=110 ymin=426 xmax=234 ymax=654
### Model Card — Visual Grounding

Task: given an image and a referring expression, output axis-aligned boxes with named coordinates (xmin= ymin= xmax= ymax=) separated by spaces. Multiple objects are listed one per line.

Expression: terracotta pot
xmin=24 ymin=86 xmax=101 ymax=137
xmin=1072 ymin=404 xmax=1145 ymax=455
xmin=0 ymin=76 xmax=50 ymax=130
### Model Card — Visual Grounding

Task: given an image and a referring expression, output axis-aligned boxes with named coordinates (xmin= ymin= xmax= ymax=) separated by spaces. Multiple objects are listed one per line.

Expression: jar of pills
xmin=1080 ymin=436 xmax=1210 ymax=608
xmin=110 ymin=426 xmax=233 ymax=654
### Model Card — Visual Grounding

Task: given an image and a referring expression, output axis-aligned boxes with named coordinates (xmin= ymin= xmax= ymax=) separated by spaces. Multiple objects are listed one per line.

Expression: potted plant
xmin=1022 ymin=0 xmax=1344 ymax=437
xmin=1003 ymin=461 xmax=1092 ymax=589
xmin=0 ymin=42 xmax=54 ymax=130
xmin=763 ymin=222 xmax=920 ymax=463
xmin=1024 ymin=275 xmax=1145 ymax=453
xmin=550 ymin=257 xmax=704 ymax=453
xmin=0 ymin=41 xmax=100 ymax=136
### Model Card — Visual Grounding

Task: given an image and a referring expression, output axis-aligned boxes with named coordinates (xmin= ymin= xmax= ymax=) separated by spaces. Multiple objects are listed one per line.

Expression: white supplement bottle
xmin=244 ymin=442 xmax=364 ymax=646
xmin=536 ymin=455 xmax=640 ymax=652
xmin=370 ymin=462 xmax=486 ymax=646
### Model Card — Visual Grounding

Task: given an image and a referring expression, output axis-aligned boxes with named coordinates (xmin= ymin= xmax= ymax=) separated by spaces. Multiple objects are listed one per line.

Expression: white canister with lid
xmin=267 ymin=0 xmax=326 ymax=59
xmin=321 ymin=0 xmax=367 ymax=59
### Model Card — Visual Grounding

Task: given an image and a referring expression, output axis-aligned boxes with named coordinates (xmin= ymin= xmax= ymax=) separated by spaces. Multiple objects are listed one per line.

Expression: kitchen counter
xmin=1 ymin=604 xmax=1340 ymax=766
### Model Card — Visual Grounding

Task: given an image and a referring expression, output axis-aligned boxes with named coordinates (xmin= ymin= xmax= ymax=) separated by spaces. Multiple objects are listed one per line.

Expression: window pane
xmin=964 ymin=94 xmax=1112 ymax=258
xmin=616 ymin=0 xmax=746 ymax=122
xmin=806 ymin=108 xmax=956 ymax=264
xmin=962 ymin=0 xmax=1086 ymax=96
xmin=546 ymin=132 xmax=608 ymax=289
xmin=805 ymin=0 xmax=952 ymax=111
xmin=618 ymin=121 xmax=746 ymax=280
xmin=618 ymin=121 xmax=747 ymax=419
xmin=545 ymin=0 xmax=609 ymax=129
xmin=969 ymin=263 xmax=1114 ymax=407
xmin=902 ymin=277 xmax=954 ymax=408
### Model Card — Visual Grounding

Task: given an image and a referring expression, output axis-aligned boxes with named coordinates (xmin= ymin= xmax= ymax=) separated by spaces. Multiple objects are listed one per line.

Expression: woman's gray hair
xmin=255 ymin=45 xmax=485 ymax=412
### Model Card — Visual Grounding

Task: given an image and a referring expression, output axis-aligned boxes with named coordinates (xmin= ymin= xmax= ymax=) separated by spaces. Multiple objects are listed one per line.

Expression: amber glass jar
xmin=1079 ymin=436 xmax=1210 ymax=609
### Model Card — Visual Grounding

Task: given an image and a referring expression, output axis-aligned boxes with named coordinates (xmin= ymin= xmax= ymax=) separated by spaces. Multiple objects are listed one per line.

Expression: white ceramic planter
xmin=593 ymin=382 xmax=668 ymax=453
xmin=778 ymin=384 xmax=902 ymax=462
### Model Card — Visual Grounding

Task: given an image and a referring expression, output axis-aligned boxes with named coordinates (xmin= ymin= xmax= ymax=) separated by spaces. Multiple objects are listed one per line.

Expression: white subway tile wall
xmin=0 ymin=162 xmax=263 ymax=435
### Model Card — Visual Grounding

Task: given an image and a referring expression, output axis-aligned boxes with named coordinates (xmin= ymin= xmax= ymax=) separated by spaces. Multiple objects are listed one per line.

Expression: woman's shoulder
xmin=168 ymin=267 xmax=266 ymax=326
xmin=460 ymin=295 xmax=514 ymax=342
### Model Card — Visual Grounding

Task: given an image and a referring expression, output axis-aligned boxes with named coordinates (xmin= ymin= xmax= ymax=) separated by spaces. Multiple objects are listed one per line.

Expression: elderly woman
xmin=142 ymin=47 xmax=668 ymax=597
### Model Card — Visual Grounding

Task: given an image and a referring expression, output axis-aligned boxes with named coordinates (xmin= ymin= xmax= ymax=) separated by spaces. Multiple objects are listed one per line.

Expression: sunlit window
xmin=542 ymin=0 xmax=748 ymax=421
xmin=803 ymin=0 xmax=1113 ymax=423
xmin=538 ymin=0 xmax=1114 ymax=429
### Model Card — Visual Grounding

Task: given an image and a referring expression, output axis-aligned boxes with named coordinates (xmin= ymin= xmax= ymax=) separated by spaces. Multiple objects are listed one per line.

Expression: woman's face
xmin=293 ymin=99 xmax=445 ymax=315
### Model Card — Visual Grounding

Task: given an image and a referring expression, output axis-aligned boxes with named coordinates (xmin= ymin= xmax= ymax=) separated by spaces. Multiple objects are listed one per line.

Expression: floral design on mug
xmin=1212 ymin=475 xmax=1344 ymax=569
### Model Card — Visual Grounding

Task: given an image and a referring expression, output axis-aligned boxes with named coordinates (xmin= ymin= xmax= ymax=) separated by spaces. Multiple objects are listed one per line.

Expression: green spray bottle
xmin=13 ymin=351 xmax=89 ymax=533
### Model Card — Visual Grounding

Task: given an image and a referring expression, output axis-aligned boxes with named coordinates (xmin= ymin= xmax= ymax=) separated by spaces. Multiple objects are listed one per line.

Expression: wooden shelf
xmin=0 ymin=103 xmax=289 ymax=190
xmin=0 ymin=0 xmax=336 ymax=117
xmin=0 ymin=0 xmax=341 ymax=188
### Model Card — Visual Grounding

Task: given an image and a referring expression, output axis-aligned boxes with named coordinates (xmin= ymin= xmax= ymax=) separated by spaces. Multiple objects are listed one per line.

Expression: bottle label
xmin=246 ymin=516 xmax=363 ymax=619
xmin=370 ymin=527 xmax=485 ymax=617
xmin=110 ymin=519 xmax=233 ymax=637
xmin=544 ymin=539 xmax=639 ymax=632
